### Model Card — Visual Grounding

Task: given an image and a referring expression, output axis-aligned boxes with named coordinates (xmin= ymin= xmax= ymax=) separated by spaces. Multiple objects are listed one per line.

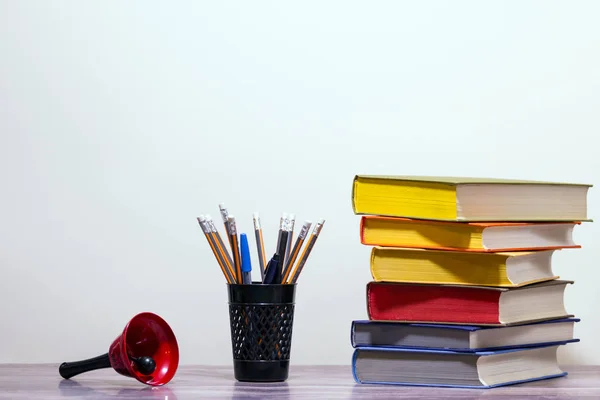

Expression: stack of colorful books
xmin=349 ymin=175 xmax=592 ymax=389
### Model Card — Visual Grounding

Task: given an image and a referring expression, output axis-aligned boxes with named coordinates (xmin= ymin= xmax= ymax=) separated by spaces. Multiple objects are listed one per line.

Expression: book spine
xmin=369 ymin=248 xmax=376 ymax=281
xmin=351 ymin=349 xmax=360 ymax=383
xmin=351 ymin=175 xmax=359 ymax=214
xmin=359 ymin=216 xmax=366 ymax=244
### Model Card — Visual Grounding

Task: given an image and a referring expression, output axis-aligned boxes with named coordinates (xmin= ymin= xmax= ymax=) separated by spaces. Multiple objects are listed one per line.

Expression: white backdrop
xmin=1 ymin=1 xmax=598 ymax=366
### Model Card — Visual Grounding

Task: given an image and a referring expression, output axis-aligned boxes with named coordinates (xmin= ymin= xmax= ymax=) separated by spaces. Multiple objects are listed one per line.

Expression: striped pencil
xmin=197 ymin=215 xmax=235 ymax=283
xmin=219 ymin=203 xmax=233 ymax=248
xmin=227 ymin=215 xmax=242 ymax=283
xmin=281 ymin=220 xmax=312 ymax=284
xmin=253 ymin=212 xmax=267 ymax=281
xmin=287 ymin=219 xmax=325 ymax=284
xmin=205 ymin=215 xmax=236 ymax=281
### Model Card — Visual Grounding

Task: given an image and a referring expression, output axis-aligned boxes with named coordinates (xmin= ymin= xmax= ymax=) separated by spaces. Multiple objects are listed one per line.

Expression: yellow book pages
xmin=361 ymin=216 xmax=485 ymax=250
xmin=369 ymin=247 xmax=558 ymax=287
xmin=352 ymin=176 xmax=458 ymax=220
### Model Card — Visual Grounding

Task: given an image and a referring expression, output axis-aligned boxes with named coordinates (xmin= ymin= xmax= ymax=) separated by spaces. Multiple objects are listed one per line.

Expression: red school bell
xmin=59 ymin=312 xmax=179 ymax=386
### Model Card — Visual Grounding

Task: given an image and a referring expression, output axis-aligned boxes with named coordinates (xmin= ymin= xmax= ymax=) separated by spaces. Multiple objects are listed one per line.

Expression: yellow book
xmin=360 ymin=216 xmax=581 ymax=252
xmin=352 ymin=175 xmax=592 ymax=222
xmin=370 ymin=247 xmax=559 ymax=287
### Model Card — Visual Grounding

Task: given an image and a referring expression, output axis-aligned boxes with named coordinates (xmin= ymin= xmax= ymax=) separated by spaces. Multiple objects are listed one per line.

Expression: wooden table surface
xmin=1 ymin=364 xmax=599 ymax=399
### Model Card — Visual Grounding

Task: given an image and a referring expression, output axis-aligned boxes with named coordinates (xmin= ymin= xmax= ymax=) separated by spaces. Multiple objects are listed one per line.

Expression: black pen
xmin=274 ymin=235 xmax=288 ymax=284
xmin=263 ymin=253 xmax=279 ymax=284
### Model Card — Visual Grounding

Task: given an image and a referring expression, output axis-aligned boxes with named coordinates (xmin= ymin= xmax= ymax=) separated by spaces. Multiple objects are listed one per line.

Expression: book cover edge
xmin=353 ymin=174 xmax=593 ymax=187
xmin=366 ymin=278 xmax=574 ymax=292
xmin=353 ymin=372 xmax=568 ymax=389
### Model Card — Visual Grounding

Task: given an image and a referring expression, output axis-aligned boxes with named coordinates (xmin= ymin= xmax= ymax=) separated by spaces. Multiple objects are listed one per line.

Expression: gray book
xmin=351 ymin=318 xmax=579 ymax=351
xmin=352 ymin=344 xmax=568 ymax=388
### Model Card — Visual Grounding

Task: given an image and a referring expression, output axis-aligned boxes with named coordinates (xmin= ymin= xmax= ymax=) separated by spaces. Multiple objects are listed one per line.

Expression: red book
xmin=366 ymin=280 xmax=573 ymax=326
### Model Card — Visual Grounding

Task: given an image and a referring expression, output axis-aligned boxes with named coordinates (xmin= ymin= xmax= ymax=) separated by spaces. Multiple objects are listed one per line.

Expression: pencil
xmin=253 ymin=212 xmax=267 ymax=282
xmin=219 ymin=203 xmax=233 ymax=248
xmin=275 ymin=212 xmax=287 ymax=250
xmin=284 ymin=213 xmax=295 ymax=266
xmin=206 ymin=215 xmax=235 ymax=281
xmin=197 ymin=216 xmax=235 ymax=283
xmin=274 ymin=214 xmax=291 ymax=284
xmin=227 ymin=215 xmax=242 ymax=284
xmin=287 ymin=218 xmax=325 ymax=284
xmin=281 ymin=220 xmax=312 ymax=284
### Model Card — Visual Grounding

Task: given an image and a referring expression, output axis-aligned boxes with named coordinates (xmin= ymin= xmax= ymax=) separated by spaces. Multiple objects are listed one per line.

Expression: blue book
xmin=351 ymin=318 xmax=579 ymax=351
xmin=352 ymin=343 xmax=570 ymax=388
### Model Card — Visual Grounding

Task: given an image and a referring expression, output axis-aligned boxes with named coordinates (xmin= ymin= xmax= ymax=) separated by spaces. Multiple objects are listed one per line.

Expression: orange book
xmin=360 ymin=216 xmax=581 ymax=252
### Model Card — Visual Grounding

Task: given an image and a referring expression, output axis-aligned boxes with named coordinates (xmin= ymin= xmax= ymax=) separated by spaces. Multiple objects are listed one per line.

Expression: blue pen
xmin=240 ymin=233 xmax=252 ymax=284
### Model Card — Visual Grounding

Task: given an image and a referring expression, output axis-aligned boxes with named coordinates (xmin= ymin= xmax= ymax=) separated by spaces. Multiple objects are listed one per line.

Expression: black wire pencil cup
xmin=197 ymin=205 xmax=324 ymax=382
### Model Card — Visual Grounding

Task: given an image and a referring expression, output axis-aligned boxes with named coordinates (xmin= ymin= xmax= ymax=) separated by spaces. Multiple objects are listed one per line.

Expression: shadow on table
xmin=230 ymin=381 xmax=289 ymax=399
xmin=58 ymin=379 xmax=177 ymax=399
xmin=350 ymin=383 xmax=512 ymax=400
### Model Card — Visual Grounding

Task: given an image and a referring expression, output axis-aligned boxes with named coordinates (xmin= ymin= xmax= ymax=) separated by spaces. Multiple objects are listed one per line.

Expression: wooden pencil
xmin=206 ymin=215 xmax=236 ymax=282
xmin=281 ymin=220 xmax=312 ymax=284
xmin=219 ymin=203 xmax=233 ymax=249
xmin=197 ymin=216 xmax=235 ymax=283
xmin=227 ymin=215 xmax=242 ymax=284
xmin=287 ymin=219 xmax=325 ymax=284
xmin=253 ymin=212 xmax=267 ymax=281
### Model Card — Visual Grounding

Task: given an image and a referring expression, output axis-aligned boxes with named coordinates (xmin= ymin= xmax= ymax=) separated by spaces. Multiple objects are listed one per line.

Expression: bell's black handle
xmin=59 ymin=353 xmax=111 ymax=379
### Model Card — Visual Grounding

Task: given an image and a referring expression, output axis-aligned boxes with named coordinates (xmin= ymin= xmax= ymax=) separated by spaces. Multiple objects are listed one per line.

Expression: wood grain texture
xmin=1 ymin=364 xmax=599 ymax=399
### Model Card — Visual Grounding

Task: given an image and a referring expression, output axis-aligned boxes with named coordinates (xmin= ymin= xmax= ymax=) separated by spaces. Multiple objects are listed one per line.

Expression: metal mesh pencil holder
xmin=227 ymin=282 xmax=296 ymax=382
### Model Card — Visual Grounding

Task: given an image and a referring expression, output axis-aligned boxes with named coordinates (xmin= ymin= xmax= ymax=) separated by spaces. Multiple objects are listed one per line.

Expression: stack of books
xmin=349 ymin=175 xmax=592 ymax=389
